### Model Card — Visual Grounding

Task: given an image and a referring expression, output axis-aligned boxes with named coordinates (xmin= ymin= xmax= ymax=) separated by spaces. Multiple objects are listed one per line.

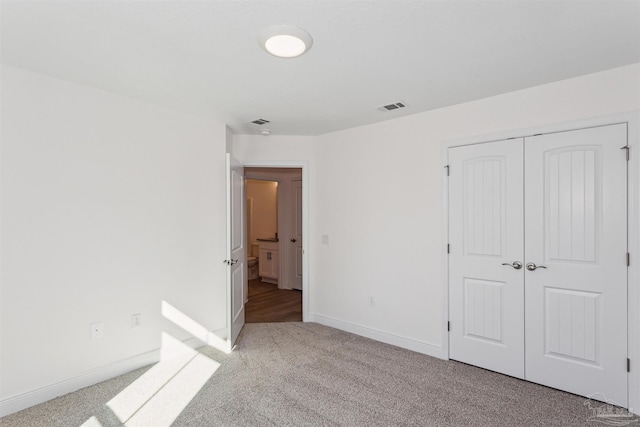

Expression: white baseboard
xmin=0 ymin=337 xmax=207 ymax=418
xmin=0 ymin=320 xmax=440 ymax=417
xmin=308 ymin=314 xmax=444 ymax=359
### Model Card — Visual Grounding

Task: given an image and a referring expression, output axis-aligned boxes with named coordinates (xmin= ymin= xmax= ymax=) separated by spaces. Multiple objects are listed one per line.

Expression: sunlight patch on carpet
xmin=80 ymin=416 xmax=103 ymax=427
xmin=104 ymin=333 xmax=219 ymax=426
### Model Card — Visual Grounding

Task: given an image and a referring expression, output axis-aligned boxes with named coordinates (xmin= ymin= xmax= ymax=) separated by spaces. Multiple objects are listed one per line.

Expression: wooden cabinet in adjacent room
xmin=258 ymin=241 xmax=279 ymax=284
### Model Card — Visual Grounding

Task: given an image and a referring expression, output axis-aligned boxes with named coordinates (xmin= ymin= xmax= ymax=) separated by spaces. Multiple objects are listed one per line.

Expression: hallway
xmin=245 ymin=278 xmax=302 ymax=323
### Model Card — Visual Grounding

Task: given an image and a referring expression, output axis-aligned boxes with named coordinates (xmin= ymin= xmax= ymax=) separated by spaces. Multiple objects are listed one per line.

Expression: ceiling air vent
xmin=379 ymin=102 xmax=407 ymax=112
xmin=250 ymin=118 xmax=270 ymax=125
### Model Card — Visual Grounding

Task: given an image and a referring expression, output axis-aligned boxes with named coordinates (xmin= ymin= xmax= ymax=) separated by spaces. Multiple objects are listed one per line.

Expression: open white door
xmin=226 ymin=153 xmax=246 ymax=346
xmin=291 ymin=180 xmax=303 ymax=290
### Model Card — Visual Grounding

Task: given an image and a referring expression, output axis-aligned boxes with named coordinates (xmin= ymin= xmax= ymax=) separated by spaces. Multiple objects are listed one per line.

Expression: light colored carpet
xmin=1 ymin=322 xmax=634 ymax=426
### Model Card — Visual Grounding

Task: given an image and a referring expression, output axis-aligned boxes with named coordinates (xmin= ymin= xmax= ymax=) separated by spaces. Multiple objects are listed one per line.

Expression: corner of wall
xmin=225 ymin=126 xmax=234 ymax=154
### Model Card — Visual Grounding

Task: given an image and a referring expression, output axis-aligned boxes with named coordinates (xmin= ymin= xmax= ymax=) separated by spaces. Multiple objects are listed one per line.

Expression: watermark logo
xmin=584 ymin=393 xmax=640 ymax=426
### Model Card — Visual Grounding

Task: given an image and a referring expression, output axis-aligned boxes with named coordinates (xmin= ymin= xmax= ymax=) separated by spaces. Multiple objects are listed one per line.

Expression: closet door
xmin=524 ymin=124 xmax=628 ymax=406
xmin=449 ymin=139 xmax=525 ymax=378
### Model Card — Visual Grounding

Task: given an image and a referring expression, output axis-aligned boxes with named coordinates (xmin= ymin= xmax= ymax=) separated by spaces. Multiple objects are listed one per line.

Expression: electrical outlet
xmin=368 ymin=296 xmax=376 ymax=307
xmin=321 ymin=234 xmax=329 ymax=244
xmin=90 ymin=321 xmax=104 ymax=339
xmin=132 ymin=313 xmax=142 ymax=328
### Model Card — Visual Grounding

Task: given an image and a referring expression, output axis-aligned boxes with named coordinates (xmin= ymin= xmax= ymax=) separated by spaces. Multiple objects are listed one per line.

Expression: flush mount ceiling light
xmin=259 ymin=25 xmax=313 ymax=58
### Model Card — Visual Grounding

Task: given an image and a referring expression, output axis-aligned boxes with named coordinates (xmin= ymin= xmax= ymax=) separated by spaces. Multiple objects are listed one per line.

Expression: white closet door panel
xmin=524 ymin=124 xmax=627 ymax=406
xmin=449 ymin=139 xmax=525 ymax=379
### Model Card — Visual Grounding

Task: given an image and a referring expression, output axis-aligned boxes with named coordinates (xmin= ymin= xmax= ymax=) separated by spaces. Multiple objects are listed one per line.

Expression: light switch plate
xmin=132 ymin=313 xmax=142 ymax=328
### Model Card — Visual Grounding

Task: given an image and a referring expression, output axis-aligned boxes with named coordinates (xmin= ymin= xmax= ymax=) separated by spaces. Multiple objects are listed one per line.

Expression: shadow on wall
xmin=80 ymin=302 xmax=229 ymax=427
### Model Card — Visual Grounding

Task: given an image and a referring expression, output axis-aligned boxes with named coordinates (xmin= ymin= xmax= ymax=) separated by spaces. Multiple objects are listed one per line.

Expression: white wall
xmin=317 ymin=63 xmax=640 ymax=354
xmin=235 ymin=63 xmax=640 ymax=357
xmin=246 ymin=179 xmax=278 ymax=242
xmin=0 ymin=65 xmax=228 ymax=412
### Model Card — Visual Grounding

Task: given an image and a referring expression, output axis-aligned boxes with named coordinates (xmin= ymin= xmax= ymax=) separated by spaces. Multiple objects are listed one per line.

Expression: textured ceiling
xmin=2 ymin=0 xmax=640 ymax=136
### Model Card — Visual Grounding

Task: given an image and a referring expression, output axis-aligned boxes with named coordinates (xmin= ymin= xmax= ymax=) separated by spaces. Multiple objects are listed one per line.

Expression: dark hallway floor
xmin=245 ymin=278 xmax=302 ymax=323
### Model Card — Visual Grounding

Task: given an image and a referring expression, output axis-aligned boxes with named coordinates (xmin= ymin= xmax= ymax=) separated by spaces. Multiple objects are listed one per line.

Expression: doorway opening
xmin=244 ymin=167 xmax=303 ymax=323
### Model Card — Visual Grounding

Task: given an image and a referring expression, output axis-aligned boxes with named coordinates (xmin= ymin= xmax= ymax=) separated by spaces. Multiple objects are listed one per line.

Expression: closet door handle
xmin=502 ymin=261 xmax=522 ymax=270
xmin=526 ymin=262 xmax=546 ymax=271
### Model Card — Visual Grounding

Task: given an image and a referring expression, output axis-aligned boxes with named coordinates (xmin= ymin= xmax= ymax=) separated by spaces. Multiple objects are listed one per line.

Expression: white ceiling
xmin=2 ymin=0 xmax=639 ymax=136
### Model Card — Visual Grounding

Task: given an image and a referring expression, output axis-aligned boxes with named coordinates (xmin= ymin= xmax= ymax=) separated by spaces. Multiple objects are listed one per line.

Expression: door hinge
xmin=627 ymin=252 xmax=631 ymax=267
xmin=447 ymin=244 xmax=450 ymax=254
xmin=628 ymin=358 xmax=631 ymax=372
xmin=444 ymin=165 xmax=450 ymax=176
xmin=621 ymin=145 xmax=630 ymax=161
xmin=447 ymin=321 xmax=450 ymax=332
